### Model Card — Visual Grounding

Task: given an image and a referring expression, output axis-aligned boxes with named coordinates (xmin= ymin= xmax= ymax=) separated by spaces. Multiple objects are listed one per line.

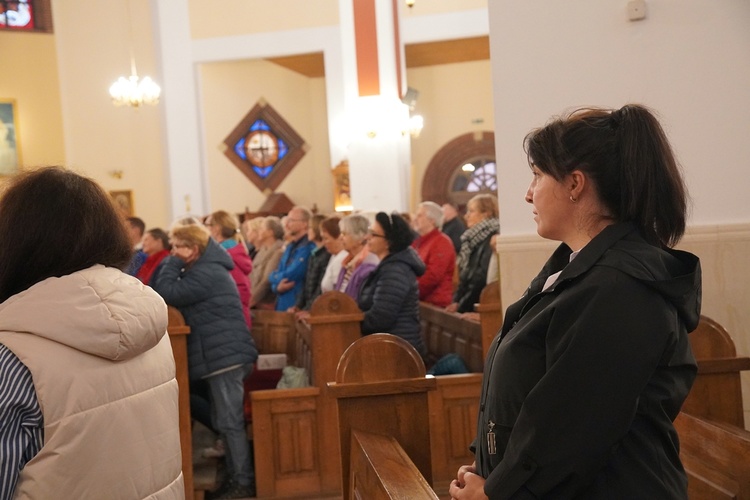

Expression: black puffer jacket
xmin=358 ymin=247 xmax=426 ymax=357
xmin=152 ymin=238 xmax=258 ymax=380
xmin=454 ymin=233 xmax=494 ymax=313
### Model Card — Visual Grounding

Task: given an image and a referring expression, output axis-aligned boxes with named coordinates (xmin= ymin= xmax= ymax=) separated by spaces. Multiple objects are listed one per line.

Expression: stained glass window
xmin=223 ymin=100 xmax=307 ymax=192
xmin=0 ymin=0 xmax=34 ymax=30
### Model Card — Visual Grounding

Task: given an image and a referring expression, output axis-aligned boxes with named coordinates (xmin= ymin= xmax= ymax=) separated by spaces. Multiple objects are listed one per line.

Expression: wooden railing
xmin=683 ymin=315 xmax=750 ymax=427
xmin=248 ymin=284 xmax=501 ymax=498
xmin=328 ymin=333 xmax=438 ymax=500
xmin=349 ymin=430 xmax=440 ymax=500
xmin=251 ymin=292 xmax=362 ymax=498
xmin=166 ymin=306 xmax=193 ymax=500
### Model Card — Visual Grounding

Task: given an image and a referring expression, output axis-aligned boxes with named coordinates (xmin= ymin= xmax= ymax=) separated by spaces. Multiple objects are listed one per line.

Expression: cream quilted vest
xmin=0 ymin=265 xmax=184 ymax=499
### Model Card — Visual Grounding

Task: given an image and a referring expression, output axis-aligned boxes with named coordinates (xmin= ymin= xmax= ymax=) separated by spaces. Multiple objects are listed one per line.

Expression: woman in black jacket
xmin=447 ymin=194 xmax=500 ymax=314
xmin=358 ymin=212 xmax=426 ymax=357
xmin=450 ymin=105 xmax=700 ymax=500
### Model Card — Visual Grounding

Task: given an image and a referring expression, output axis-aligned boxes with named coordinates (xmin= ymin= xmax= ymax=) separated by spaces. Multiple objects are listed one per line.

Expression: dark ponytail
xmin=524 ymin=104 xmax=687 ymax=248
xmin=614 ymin=105 xmax=686 ymax=247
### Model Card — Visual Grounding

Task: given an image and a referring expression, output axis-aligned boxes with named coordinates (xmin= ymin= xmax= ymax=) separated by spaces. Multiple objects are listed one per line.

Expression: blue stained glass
xmin=253 ymin=166 xmax=273 ymax=178
xmin=234 ymin=137 xmax=247 ymax=160
xmin=278 ymin=138 xmax=288 ymax=160
xmin=250 ymin=119 xmax=271 ymax=132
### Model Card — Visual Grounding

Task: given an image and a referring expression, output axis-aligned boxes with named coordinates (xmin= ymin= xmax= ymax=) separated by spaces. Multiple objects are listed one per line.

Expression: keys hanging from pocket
xmin=487 ymin=420 xmax=497 ymax=455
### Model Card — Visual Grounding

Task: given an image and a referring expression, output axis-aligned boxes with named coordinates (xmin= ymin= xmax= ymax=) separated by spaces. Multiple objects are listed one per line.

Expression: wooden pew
xmin=349 ymin=430 xmax=439 ymax=500
xmin=420 ymin=280 xmax=502 ymax=373
xmin=249 ymin=283 xmax=502 ymax=498
xmin=676 ymin=412 xmax=750 ymax=499
xmin=251 ymin=291 xmax=363 ymax=498
xmin=328 ymin=333 xmax=438 ymax=500
xmin=251 ymin=308 xmax=296 ymax=358
xmin=424 ymin=282 xmax=502 ymax=493
xmin=166 ymin=306 xmax=193 ymax=500
xmin=683 ymin=315 xmax=750 ymax=427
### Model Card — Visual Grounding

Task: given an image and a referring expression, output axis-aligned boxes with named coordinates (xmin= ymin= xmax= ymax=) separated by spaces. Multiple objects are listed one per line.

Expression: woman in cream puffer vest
xmin=0 ymin=167 xmax=184 ymax=499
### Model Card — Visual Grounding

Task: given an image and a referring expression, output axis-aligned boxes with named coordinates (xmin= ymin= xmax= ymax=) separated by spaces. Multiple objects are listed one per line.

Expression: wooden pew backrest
xmin=683 ymin=315 xmax=750 ymax=427
xmin=676 ymin=411 xmax=750 ymax=499
xmin=350 ymin=430 xmax=439 ymax=500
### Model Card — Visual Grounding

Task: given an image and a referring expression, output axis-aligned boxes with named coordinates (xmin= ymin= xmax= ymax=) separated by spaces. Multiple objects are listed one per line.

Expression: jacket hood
xmin=0 ymin=265 xmax=168 ymax=361
xmin=382 ymin=247 xmax=426 ymax=277
xmin=562 ymin=223 xmax=702 ymax=332
xmin=201 ymin=238 xmax=235 ymax=271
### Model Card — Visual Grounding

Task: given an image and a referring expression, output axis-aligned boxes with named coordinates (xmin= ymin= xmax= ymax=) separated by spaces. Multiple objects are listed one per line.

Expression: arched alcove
xmin=421 ymin=131 xmax=496 ymax=209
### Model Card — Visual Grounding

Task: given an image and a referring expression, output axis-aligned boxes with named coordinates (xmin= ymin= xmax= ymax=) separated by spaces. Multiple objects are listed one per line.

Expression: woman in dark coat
xmin=358 ymin=212 xmax=426 ymax=357
xmin=446 ymin=194 xmax=500 ymax=314
xmin=450 ymin=105 xmax=700 ymax=500
xmin=152 ymin=223 xmax=258 ymax=499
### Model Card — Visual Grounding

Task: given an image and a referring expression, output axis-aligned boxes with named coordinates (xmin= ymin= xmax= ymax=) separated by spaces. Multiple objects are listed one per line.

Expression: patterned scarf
xmin=457 ymin=217 xmax=500 ymax=273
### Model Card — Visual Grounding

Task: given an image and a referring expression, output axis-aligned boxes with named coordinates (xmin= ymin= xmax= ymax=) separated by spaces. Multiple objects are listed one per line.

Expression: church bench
xmin=349 ymin=430 xmax=440 ymax=500
xmin=682 ymin=315 xmax=750 ymax=427
xmin=328 ymin=333 xmax=439 ymax=500
xmin=251 ymin=292 xmax=363 ymax=498
xmin=676 ymin=411 xmax=750 ymax=499
xmin=166 ymin=306 xmax=194 ymax=500
xmin=248 ymin=285 xmax=502 ymax=498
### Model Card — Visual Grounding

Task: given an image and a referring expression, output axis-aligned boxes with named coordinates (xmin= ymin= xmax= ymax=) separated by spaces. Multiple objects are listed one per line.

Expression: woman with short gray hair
xmin=335 ymin=214 xmax=379 ymax=300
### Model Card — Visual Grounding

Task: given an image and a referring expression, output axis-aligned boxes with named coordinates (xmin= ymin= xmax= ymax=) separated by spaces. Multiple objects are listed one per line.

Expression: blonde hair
xmin=170 ymin=224 xmax=211 ymax=254
xmin=468 ymin=194 xmax=499 ymax=219
xmin=209 ymin=210 xmax=243 ymax=243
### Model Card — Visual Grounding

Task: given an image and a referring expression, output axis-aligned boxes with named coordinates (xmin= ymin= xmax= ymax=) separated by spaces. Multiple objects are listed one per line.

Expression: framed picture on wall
xmin=109 ymin=190 xmax=134 ymax=217
xmin=0 ymin=99 xmax=22 ymax=176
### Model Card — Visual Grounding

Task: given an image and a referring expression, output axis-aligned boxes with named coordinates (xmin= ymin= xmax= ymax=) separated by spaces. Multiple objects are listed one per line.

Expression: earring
xmin=570 ymin=196 xmax=577 ymax=203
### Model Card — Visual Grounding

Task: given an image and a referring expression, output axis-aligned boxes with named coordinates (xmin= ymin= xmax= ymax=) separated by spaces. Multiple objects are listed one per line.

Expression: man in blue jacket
xmin=269 ymin=206 xmax=316 ymax=311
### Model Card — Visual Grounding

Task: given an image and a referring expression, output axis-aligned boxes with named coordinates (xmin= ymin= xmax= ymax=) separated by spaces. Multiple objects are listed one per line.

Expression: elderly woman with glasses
xmin=335 ymin=213 xmax=380 ymax=300
xmin=358 ymin=212 xmax=426 ymax=357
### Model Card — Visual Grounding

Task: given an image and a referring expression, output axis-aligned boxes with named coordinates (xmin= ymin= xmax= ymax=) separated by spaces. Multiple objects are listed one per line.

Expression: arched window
xmin=421 ymin=132 xmax=496 ymax=211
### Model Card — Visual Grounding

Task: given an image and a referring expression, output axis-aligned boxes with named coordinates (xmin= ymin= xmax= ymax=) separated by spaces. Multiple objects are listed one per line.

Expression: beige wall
xmin=51 ymin=0 xmax=170 ymax=227
xmin=406 ymin=59 xmax=494 ymax=209
xmin=188 ymin=0 xmax=339 ymax=39
xmin=0 ymin=31 xmax=65 ymax=182
xmin=199 ymin=59 xmax=333 ymax=215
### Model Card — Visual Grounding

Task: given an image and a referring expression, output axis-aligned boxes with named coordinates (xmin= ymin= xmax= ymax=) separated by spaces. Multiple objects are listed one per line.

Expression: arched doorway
xmin=421 ymin=132 xmax=496 ymax=211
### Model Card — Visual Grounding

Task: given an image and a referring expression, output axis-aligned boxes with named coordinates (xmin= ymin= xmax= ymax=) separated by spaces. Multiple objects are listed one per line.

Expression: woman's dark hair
xmin=320 ymin=216 xmax=341 ymax=239
xmin=523 ymin=104 xmax=687 ymax=248
xmin=147 ymin=228 xmax=171 ymax=251
xmin=375 ymin=212 xmax=413 ymax=254
xmin=0 ymin=167 xmax=133 ymax=302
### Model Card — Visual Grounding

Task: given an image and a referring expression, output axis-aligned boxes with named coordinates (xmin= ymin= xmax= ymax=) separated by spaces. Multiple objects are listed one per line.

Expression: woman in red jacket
xmin=136 ymin=228 xmax=171 ymax=285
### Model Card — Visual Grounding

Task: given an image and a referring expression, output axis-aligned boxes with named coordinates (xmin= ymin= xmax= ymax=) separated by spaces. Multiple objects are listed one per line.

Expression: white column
xmin=337 ymin=0 xmax=412 ymax=213
xmin=151 ymin=0 xmax=209 ymax=220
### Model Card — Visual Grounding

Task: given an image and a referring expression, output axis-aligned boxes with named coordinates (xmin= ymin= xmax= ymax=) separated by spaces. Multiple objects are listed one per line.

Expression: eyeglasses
xmin=287 ymin=218 xmax=306 ymax=223
xmin=172 ymin=243 xmax=191 ymax=249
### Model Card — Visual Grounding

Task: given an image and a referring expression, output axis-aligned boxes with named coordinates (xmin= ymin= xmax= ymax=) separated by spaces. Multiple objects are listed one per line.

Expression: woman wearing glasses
xmin=358 ymin=212 xmax=426 ymax=357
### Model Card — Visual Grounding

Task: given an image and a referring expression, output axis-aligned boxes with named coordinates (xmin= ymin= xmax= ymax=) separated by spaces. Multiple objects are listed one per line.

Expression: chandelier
xmin=109 ymin=0 xmax=161 ymax=107
xmin=109 ymin=70 xmax=161 ymax=108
